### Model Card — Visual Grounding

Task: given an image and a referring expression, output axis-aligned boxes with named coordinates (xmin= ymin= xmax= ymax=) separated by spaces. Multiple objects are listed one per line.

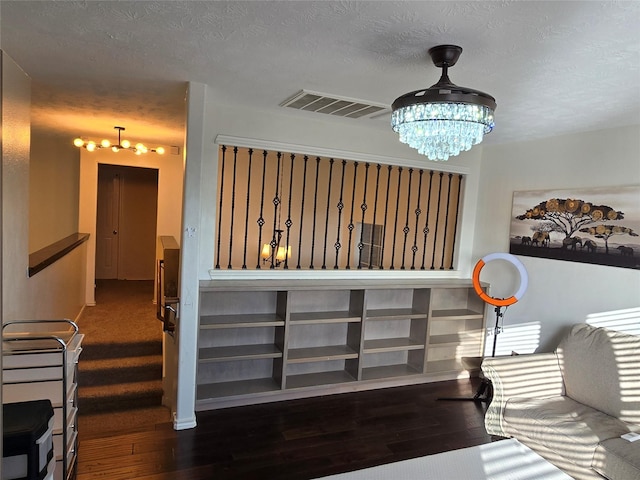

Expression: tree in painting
xmin=516 ymin=198 xmax=623 ymax=239
xmin=579 ymin=225 xmax=638 ymax=254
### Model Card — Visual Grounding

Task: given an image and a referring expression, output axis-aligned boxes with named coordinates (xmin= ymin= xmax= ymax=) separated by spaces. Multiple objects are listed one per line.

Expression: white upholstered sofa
xmin=482 ymin=323 xmax=640 ymax=480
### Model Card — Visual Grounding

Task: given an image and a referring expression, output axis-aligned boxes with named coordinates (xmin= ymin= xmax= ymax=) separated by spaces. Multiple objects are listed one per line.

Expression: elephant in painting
xmin=582 ymin=239 xmax=597 ymax=253
xmin=617 ymin=246 xmax=634 ymax=256
xmin=521 ymin=236 xmax=531 ymax=245
xmin=532 ymin=231 xmax=549 ymax=247
xmin=561 ymin=236 xmax=582 ymax=250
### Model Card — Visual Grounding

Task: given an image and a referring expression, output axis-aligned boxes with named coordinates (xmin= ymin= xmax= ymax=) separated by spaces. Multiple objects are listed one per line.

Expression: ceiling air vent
xmin=280 ymin=90 xmax=390 ymax=120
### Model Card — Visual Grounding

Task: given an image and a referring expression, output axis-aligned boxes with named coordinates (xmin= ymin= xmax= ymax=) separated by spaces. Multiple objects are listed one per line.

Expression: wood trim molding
xmin=28 ymin=232 xmax=90 ymax=277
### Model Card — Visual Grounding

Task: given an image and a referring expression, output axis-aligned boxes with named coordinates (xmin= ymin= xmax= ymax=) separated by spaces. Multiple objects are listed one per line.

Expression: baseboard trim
xmin=173 ymin=412 xmax=197 ymax=431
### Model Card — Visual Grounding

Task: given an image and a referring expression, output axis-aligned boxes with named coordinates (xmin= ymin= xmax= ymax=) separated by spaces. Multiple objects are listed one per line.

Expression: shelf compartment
xmin=289 ymin=311 xmax=361 ymax=324
xmin=426 ymin=359 xmax=463 ymax=374
xmin=428 ymin=331 xmax=483 ymax=347
xmin=364 ymin=288 xmax=429 ymax=321
xmin=199 ymin=344 xmax=283 ymax=362
xmin=361 ymin=363 xmax=422 ymax=381
xmin=426 ymin=341 xmax=482 ymax=375
xmin=362 ymin=337 xmax=424 ymax=353
xmin=197 ymin=357 xmax=282 ymax=388
xmin=285 ymin=370 xmax=356 ymax=389
xmin=429 ymin=316 xmax=484 ymax=335
xmin=287 ymin=321 xmax=361 ymax=352
xmin=360 ymin=348 xmax=425 ymax=379
xmin=430 ymin=287 xmax=485 ymax=316
xmin=365 ymin=308 xmax=428 ymax=321
xmin=197 ymin=378 xmax=281 ymax=399
xmin=287 ymin=345 xmax=358 ymax=363
xmin=431 ymin=308 xmax=484 ymax=320
xmin=200 ymin=313 xmax=285 ymax=329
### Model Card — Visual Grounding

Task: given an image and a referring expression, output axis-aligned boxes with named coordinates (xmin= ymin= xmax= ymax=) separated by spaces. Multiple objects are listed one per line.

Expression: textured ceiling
xmin=1 ymin=1 xmax=639 ymax=150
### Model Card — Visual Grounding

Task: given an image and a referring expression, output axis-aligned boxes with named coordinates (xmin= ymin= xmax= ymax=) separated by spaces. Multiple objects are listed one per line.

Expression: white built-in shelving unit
xmin=196 ymin=279 xmax=487 ymax=410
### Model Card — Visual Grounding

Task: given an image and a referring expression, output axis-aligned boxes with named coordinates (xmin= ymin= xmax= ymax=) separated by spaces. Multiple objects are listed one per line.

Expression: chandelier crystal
xmin=391 ymin=45 xmax=496 ymax=161
xmin=74 ymin=126 xmax=165 ymax=155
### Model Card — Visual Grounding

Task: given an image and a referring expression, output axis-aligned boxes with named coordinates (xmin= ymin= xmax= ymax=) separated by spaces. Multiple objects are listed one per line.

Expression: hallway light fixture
xmin=391 ymin=45 xmax=496 ymax=161
xmin=73 ymin=126 xmax=165 ymax=155
xmin=261 ymin=229 xmax=291 ymax=268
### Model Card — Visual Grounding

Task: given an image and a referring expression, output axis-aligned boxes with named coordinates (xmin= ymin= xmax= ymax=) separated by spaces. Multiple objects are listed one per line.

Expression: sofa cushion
xmin=593 ymin=437 xmax=640 ymax=480
xmin=556 ymin=324 xmax=640 ymax=424
xmin=503 ymin=396 xmax=632 ymax=469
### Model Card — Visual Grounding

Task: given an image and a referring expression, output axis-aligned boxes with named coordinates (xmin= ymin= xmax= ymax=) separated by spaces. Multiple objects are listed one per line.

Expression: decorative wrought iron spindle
xmin=256 ymin=150 xmax=268 ymax=268
xmin=215 ymin=145 xmax=227 ymax=269
xmin=309 ymin=157 xmax=321 ymax=269
xmin=421 ymin=170 xmax=434 ymax=270
xmin=227 ymin=147 xmax=239 ymax=269
xmin=284 ymin=153 xmax=295 ymax=269
xmin=449 ymin=174 xmax=463 ymax=269
xmin=411 ymin=169 xmax=424 ymax=270
xmin=345 ymin=162 xmax=358 ymax=269
xmin=390 ymin=167 xmax=403 ymax=269
xmin=269 ymin=152 xmax=283 ymax=269
xmin=321 ymin=159 xmax=334 ymax=269
xmin=241 ymin=148 xmax=253 ymax=269
xmin=431 ymin=172 xmax=444 ymax=270
xmin=400 ymin=168 xmax=413 ymax=270
xmin=379 ymin=165 xmax=392 ymax=269
xmin=296 ymin=156 xmax=309 ymax=269
xmin=334 ymin=160 xmax=347 ymax=269
xmin=357 ymin=163 xmax=370 ymax=269
xmin=368 ymin=164 xmax=382 ymax=269
xmin=440 ymin=173 xmax=454 ymax=270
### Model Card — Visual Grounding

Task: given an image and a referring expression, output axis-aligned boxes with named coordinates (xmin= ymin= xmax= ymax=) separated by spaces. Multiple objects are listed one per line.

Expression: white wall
xmin=2 ymin=51 xmax=87 ymax=324
xmin=2 ymin=50 xmax=31 ymax=321
xmin=78 ymin=147 xmax=184 ymax=305
xmin=29 ymin=128 xmax=80 ymax=252
xmin=474 ymin=125 xmax=640 ymax=352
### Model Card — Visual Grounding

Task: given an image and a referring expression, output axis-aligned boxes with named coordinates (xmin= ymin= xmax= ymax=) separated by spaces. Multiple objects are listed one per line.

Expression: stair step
xmin=80 ymin=340 xmax=162 ymax=360
xmin=78 ymin=356 xmax=163 ymax=386
xmin=78 ymin=380 xmax=163 ymax=413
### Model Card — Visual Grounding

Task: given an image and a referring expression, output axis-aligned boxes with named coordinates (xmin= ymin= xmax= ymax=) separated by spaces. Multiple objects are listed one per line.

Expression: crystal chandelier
xmin=391 ymin=45 xmax=496 ymax=161
xmin=73 ymin=126 xmax=165 ymax=155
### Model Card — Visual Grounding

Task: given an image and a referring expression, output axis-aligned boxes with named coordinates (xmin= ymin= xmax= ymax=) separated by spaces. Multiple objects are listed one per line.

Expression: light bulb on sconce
xmin=261 ymin=229 xmax=291 ymax=268
xmin=275 ymin=246 xmax=291 ymax=262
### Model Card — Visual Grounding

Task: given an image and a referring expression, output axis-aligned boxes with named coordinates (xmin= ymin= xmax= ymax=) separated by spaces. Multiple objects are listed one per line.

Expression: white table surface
xmin=315 ymin=438 xmax=573 ymax=480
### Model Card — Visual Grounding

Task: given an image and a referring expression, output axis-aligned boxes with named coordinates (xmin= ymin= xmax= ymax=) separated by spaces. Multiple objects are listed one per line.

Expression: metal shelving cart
xmin=3 ymin=320 xmax=84 ymax=480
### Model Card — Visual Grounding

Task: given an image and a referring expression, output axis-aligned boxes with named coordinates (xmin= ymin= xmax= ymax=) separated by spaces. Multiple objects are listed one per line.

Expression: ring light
xmin=472 ymin=252 xmax=528 ymax=307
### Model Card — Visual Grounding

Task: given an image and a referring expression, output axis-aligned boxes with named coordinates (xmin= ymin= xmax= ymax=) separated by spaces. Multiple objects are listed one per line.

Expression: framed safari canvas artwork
xmin=509 ymin=185 xmax=640 ymax=270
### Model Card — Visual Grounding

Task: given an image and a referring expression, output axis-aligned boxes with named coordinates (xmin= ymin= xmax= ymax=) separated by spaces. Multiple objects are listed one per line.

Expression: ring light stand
xmin=439 ymin=253 xmax=528 ymax=402
xmin=474 ymin=252 xmax=528 ymax=359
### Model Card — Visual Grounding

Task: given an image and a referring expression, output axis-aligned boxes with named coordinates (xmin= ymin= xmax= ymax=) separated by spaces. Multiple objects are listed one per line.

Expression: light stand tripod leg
xmin=437 ymin=306 xmax=502 ymax=403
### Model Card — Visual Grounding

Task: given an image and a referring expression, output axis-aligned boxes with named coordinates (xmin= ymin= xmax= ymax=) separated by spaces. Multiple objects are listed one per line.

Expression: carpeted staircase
xmin=76 ymin=280 xmax=170 ymax=436
xmin=78 ymin=339 xmax=163 ymax=413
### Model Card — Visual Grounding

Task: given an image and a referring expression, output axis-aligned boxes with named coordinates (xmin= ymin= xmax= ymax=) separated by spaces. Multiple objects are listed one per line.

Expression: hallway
xmin=76 ymin=279 xmax=171 ymax=439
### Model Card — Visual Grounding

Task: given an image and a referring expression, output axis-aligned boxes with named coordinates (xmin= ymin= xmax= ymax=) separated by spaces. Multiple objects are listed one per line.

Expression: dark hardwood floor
xmin=76 ymin=378 xmax=495 ymax=480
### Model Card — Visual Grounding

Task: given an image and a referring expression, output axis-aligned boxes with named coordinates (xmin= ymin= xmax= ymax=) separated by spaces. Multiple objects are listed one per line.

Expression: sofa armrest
xmin=482 ymin=353 xmax=565 ymax=437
